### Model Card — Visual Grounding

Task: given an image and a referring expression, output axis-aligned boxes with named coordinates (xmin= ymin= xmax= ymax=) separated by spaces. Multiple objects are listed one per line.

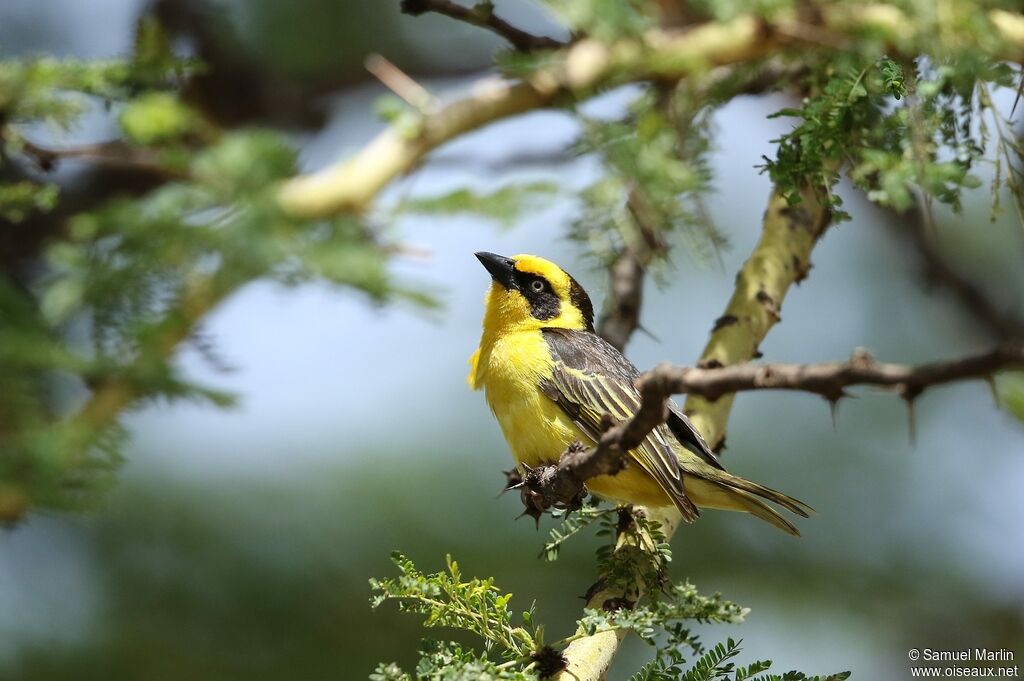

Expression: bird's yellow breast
xmin=469 ymin=329 xmax=672 ymax=507
xmin=472 ymin=330 xmax=581 ymax=467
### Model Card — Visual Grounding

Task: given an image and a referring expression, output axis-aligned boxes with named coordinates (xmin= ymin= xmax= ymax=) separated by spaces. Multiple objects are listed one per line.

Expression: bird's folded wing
xmin=539 ymin=328 xmax=700 ymax=520
xmin=665 ymin=402 xmax=725 ymax=471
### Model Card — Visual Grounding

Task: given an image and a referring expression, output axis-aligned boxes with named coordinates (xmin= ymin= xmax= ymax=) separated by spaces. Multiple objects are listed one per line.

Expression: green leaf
xmin=540 ymin=505 xmax=614 ymax=562
xmin=119 ymin=92 xmax=201 ymax=145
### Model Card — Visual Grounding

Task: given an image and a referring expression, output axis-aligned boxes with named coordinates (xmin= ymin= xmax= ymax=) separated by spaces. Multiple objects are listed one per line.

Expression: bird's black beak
xmin=475 ymin=251 xmax=518 ymax=289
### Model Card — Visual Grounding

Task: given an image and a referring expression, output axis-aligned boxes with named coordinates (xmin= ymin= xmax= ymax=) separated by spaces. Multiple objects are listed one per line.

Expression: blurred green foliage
xmin=0 ymin=30 xmax=428 ymax=522
xmin=396 ymin=182 xmax=561 ymax=229
xmin=571 ymin=88 xmax=722 ymax=266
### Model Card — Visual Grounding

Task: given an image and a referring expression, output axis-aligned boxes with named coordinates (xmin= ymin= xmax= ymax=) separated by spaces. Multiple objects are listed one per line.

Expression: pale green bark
xmin=555 ymin=184 xmax=832 ymax=680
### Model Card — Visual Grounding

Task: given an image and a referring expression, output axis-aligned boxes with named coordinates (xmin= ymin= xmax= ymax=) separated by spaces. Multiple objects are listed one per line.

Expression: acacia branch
xmin=399 ymin=0 xmax=566 ymax=52
xmin=518 ymin=341 xmax=1024 ymax=516
xmin=548 ymin=182 xmax=834 ymax=681
xmin=652 ymin=342 xmax=1024 ymax=403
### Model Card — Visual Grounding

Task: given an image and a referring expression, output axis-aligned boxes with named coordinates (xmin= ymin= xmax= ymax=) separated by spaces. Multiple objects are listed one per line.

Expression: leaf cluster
xmin=371 ymin=640 xmax=538 ymax=681
xmin=764 ymin=53 xmax=1021 ymax=222
xmin=571 ymin=86 xmax=725 ymax=272
xmin=370 ymin=515 xmax=849 ymax=680
xmin=370 ymin=552 xmax=542 ymax=661
xmin=630 ymin=637 xmax=850 ymax=681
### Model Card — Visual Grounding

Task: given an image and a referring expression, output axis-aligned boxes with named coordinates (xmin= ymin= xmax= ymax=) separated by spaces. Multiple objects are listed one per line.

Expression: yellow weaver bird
xmin=468 ymin=252 xmax=811 ymax=535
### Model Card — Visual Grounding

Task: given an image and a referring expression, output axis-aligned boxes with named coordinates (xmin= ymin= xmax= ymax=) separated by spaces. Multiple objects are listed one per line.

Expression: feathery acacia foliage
xmin=370 ymin=510 xmax=845 ymax=680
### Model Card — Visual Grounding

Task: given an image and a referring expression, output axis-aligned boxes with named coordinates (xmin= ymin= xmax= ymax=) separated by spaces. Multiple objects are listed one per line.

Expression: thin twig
xmin=400 ymin=0 xmax=566 ymax=52
xmin=365 ymin=54 xmax=438 ymax=113
xmin=14 ymin=137 xmax=180 ymax=177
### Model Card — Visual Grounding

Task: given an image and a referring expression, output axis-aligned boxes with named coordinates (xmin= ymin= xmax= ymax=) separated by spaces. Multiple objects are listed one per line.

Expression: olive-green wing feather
xmin=539 ymin=328 xmax=701 ymax=521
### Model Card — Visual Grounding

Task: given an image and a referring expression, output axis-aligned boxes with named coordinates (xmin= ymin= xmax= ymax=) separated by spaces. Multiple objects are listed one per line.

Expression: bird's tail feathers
xmin=684 ymin=471 xmax=811 ymax=535
xmin=718 ymin=486 xmax=801 ymax=536
xmin=722 ymin=476 xmax=813 ymax=518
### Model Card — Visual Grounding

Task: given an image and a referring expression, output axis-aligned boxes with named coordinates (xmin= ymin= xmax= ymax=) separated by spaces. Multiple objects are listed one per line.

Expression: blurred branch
xmin=277 ymin=13 xmax=784 ymax=217
xmin=596 ymin=62 xmax=798 ymax=353
xmin=425 ymin=146 xmax=577 ymax=170
xmin=598 ymin=57 xmax=811 ymax=350
xmin=399 ymin=0 xmax=566 ymax=52
xmin=277 ymin=7 xmax=1023 ymax=220
xmin=895 ymin=201 xmax=1024 ymax=340
xmin=400 ymin=62 xmax=799 ymax=175
xmin=596 ymin=187 xmax=667 ymax=352
xmin=14 ymin=136 xmax=181 ymax=178
xmin=550 ymin=183 xmax=834 ymax=681
xmin=596 ymin=248 xmax=647 ymax=352
xmin=277 ymin=77 xmax=549 ymax=217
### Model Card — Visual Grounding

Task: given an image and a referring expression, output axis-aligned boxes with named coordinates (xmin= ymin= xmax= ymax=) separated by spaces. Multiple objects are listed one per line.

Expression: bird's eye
xmin=530 ymin=279 xmax=545 ymax=292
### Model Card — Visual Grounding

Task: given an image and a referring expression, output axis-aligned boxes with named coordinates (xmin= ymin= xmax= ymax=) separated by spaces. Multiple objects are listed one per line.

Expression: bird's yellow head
xmin=474 ymin=252 xmax=594 ymax=337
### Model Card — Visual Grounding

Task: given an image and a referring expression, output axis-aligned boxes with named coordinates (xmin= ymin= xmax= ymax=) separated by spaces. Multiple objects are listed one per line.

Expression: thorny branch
xmin=399 ymin=0 xmax=566 ymax=52
xmin=512 ymin=372 xmax=679 ymax=519
xmin=648 ymin=342 xmax=1024 ymax=402
xmin=516 ymin=341 xmax=1024 ymax=515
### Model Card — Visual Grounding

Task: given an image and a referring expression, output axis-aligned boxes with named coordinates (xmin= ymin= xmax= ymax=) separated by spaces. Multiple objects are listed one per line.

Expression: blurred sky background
xmin=2 ymin=2 xmax=1023 ymax=680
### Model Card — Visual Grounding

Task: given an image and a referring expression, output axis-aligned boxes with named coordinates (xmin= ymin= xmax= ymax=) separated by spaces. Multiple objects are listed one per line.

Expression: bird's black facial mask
xmin=475 ymin=251 xmax=561 ymax=321
xmin=517 ymin=272 xmax=560 ymax=321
